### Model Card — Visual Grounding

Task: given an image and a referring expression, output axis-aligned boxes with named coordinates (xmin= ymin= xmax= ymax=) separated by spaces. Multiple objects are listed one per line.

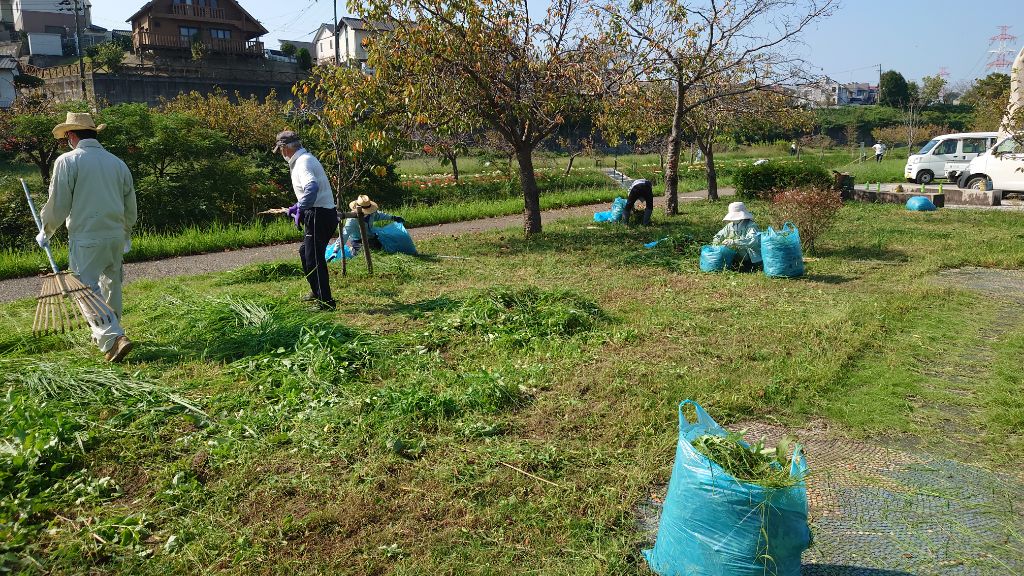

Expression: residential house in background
xmin=314 ymin=17 xmax=386 ymax=66
xmin=312 ymin=23 xmax=335 ymax=64
xmin=127 ymin=0 xmax=268 ymax=57
xmin=792 ymin=78 xmax=878 ymax=108
xmin=1 ymin=54 xmax=18 ymax=107
xmin=11 ymin=0 xmax=92 ymax=35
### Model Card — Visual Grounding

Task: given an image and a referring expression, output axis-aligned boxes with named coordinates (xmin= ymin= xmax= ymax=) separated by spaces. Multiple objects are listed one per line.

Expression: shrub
xmin=733 ymin=161 xmax=832 ymax=200
xmin=767 ymin=187 xmax=843 ymax=254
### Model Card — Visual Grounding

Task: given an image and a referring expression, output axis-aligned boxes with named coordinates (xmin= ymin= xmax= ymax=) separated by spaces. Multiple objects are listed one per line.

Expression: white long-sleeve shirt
xmin=287 ymin=148 xmax=335 ymax=209
xmin=40 ymin=139 xmax=137 ymax=241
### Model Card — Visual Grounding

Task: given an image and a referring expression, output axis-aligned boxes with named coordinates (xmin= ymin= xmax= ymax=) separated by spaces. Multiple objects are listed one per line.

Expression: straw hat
xmin=723 ymin=201 xmax=754 ymax=221
xmin=349 ymin=195 xmax=378 ymax=214
xmin=52 ymin=112 xmax=106 ymax=139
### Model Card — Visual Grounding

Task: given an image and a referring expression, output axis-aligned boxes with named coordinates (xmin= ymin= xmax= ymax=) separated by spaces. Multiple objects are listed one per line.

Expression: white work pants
xmin=68 ymin=237 xmax=125 ymax=353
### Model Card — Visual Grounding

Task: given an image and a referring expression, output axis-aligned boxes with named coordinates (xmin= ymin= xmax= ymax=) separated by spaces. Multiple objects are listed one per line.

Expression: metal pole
xmin=73 ymin=0 xmax=86 ymax=99
xmin=334 ymin=0 xmax=340 ymax=65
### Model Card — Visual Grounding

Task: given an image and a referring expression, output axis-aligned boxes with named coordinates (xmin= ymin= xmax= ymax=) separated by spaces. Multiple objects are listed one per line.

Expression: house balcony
xmin=133 ymin=31 xmax=264 ymax=56
xmin=169 ymin=4 xmax=228 ymax=21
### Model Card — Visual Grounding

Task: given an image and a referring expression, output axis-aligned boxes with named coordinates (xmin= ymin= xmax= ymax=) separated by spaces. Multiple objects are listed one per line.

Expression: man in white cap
xmin=38 ymin=112 xmax=137 ymax=362
xmin=711 ymin=201 xmax=762 ymax=272
xmin=273 ymin=130 xmax=339 ymax=310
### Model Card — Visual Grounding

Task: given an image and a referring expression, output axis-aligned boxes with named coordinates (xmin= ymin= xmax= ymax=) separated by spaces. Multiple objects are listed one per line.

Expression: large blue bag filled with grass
xmin=643 ymin=401 xmax=811 ymax=576
xmin=761 ymin=222 xmax=804 ymax=278
xmin=699 ymin=245 xmax=735 ymax=272
xmin=373 ymin=220 xmax=418 ymax=255
xmin=594 ymin=197 xmax=627 ymax=222
xmin=905 ymin=196 xmax=937 ymax=211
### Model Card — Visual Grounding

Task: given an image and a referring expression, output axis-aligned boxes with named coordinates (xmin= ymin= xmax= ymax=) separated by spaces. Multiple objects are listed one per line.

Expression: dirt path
xmin=0 ymin=190 xmax=732 ymax=303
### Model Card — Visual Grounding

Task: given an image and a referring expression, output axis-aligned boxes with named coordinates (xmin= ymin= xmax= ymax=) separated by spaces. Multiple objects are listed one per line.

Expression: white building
xmin=313 ymin=17 xmax=387 ymax=66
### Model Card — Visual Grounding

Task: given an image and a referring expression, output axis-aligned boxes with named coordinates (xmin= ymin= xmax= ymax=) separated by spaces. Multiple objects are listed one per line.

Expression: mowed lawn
xmin=1 ymin=201 xmax=1022 ymax=574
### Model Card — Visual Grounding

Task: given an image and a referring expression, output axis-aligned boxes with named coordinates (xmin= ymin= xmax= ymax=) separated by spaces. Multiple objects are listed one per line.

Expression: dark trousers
xmin=299 ymin=207 xmax=339 ymax=304
xmin=624 ymin=184 xmax=654 ymax=226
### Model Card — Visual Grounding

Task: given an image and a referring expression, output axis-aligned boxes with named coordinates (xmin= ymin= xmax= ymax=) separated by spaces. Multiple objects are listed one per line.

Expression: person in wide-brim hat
xmin=341 ymin=194 xmax=404 ymax=252
xmin=711 ymin=201 xmax=762 ymax=272
xmin=52 ymin=112 xmax=107 ymax=139
xmin=349 ymin=194 xmax=378 ymax=215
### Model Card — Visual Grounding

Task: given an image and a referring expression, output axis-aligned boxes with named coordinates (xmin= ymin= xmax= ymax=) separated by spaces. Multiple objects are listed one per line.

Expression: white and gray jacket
xmin=287 ymin=148 xmax=335 ymax=209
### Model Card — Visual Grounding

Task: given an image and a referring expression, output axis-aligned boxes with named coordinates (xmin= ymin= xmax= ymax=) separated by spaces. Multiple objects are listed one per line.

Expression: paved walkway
xmin=0 ymin=191 xmax=730 ymax=303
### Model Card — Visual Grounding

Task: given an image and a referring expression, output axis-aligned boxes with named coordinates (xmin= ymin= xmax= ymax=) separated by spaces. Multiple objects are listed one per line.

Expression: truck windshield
xmin=918 ymin=139 xmax=939 ymax=154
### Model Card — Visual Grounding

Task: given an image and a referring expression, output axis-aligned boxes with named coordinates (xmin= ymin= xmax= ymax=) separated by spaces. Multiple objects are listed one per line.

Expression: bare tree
xmin=599 ymin=0 xmax=837 ymax=215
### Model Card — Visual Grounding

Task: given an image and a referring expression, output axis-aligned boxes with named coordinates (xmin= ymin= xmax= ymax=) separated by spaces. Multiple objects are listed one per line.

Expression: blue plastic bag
xmin=594 ymin=197 xmax=627 ymax=223
xmin=761 ymin=223 xmax=804 ymax=278
xmin=699 ymin=245 xmax=736 ymax=272
xmin=643 ymin=401 xmax=811 ymax=576
xmin=373 ymin=221 xmax=418 ymax=255
xmin=325 ymin=240 xmax=354 ymax=262
xmin=905 ymin=196 xmax=937 ymax=211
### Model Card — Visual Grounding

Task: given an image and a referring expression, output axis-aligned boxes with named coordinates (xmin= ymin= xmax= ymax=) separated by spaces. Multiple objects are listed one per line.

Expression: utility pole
xmin=333 ymin=0 xmax=340 ymax=65
xmin=877 ymin=63 xmax=882 ymax=104
xmin=58 ymin=0 xmax=87 ymax=100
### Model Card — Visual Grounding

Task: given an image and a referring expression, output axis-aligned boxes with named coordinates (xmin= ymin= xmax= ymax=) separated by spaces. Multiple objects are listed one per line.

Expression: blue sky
xmin=87 ymin=0 xmax=1023 ymax=84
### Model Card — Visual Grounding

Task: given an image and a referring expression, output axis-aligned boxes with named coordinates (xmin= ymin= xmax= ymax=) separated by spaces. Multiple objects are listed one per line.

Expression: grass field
xmin=2 ymin=200 xmax=1022 ymax=574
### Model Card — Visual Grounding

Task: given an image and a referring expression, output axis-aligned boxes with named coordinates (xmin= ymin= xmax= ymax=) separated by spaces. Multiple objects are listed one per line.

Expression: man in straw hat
xmin=273 ymin=130 xmax=339 ymax=310
xmin=37 ymin=111 xmax=137 ymax=361
xmin=341 ymin=194 xmax=404 ymax=253
xmin=710 ymin=201 xmax=762 ymax=272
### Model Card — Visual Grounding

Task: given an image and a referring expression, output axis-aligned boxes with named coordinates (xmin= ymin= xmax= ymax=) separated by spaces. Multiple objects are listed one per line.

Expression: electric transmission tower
xmin=987 ymin=25 xmax=1017 ymax=71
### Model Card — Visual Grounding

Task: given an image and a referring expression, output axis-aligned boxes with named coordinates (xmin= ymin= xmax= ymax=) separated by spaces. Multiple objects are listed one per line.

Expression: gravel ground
xmin=0 ymin=191 xmax=731 ymax=304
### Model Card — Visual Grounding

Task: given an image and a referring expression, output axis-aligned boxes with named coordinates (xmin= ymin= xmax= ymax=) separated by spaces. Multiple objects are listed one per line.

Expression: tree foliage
xmin=0 ymin=98 xmax=89 ymax=184
xmin=292 ymin=65 xmax=404 ymax=206
xmin=359 ymin=0 xmax=606 ymax=235
xmin=599 ymin=0 xmax=836 ymax=215
xmin=161 ymin=89 xmax=290 ymax=156
xmin=878 ymin=70 xmax=909 ymax=107
xmin=919 ymin=74 xmax=946 ymax=107
xmin=961 ymin=73 xmax=1011 ymax=131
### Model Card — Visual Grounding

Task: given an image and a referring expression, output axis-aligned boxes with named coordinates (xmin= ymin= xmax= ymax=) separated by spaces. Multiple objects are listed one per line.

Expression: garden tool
xmin=20 ymin=178 xmax=117 ymax=336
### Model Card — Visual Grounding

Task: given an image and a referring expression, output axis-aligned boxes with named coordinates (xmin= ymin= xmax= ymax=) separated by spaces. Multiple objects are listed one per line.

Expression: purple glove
xmin=286 ymin=203 xmax=301 ymax=229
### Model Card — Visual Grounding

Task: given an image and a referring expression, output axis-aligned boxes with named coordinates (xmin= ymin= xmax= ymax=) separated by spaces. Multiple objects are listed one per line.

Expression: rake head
xmin=33 ymin=271 xmax=117 ymax=336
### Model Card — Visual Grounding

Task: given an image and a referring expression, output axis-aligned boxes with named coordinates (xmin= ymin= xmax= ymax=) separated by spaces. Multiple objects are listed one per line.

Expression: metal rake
xmin=21 ymin=178 xmax=117 ymax=336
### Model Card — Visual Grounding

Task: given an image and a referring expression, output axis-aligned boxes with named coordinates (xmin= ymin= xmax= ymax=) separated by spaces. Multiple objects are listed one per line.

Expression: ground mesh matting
xmin=636 ymin=422 xmax=1024 ymax=575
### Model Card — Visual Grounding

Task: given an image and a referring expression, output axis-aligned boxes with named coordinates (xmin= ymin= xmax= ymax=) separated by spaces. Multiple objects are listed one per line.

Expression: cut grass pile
xmin=690 ymin=433 xmax=801 ymax=489
xmin=1 ymin=198 xmax=1023 ymax=574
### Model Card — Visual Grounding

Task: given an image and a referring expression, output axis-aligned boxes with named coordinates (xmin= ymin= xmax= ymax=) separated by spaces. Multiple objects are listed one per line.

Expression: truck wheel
xmin=916 ymin=170 xmax=934 ymax=185
xmin=965 ymin=176 xmax=988 ymax=191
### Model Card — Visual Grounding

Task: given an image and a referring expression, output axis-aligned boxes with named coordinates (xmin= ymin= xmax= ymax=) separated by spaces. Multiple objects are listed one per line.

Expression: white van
xmin=956 ymin=136 xmax=1024 ymax=192
xmin=904 ymin=132 xmax=998 ymax=184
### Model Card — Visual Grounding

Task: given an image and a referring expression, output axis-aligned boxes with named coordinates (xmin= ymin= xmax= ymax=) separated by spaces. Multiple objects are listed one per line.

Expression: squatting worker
xmin=274 ymin=130 xmax=339 ymax=311
xmin=341 ymin=195 xmax=403 ymax=252
xmin=623 ymin=178 xmax=654 ymax=226
xmin=711 ymin=201 xmax=762 ymax=272
xmin=37 ymin=112 xmax=137 ymax=362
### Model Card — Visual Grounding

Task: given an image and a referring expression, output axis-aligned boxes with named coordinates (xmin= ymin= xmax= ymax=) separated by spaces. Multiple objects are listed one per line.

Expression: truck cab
xmin=904 ymin=132 xmax=998 ymax=184
xmin=957 ymin=137 xmax=1024 ymax=192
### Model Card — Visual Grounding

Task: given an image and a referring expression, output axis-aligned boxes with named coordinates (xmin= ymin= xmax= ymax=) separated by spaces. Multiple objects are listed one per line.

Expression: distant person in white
xmin=872 ymin=142 xmax=886 ymax=163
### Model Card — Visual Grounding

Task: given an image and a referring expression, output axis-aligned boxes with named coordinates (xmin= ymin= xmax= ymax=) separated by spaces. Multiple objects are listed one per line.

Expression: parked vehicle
xmin=904 ymin=132 xmax=998 ymax=184
xmin=957 ymin=137 xmax=1024 ymax=192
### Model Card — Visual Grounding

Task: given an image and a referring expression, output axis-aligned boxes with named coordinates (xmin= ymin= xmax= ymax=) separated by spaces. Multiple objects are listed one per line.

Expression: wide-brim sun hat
xmin=723 ymin=201 xmax=754 ymax=221
xmin=349 ymin=194 xmax=378 ymax=215
xmin=52 ymin=112 xmax=106 ymax=139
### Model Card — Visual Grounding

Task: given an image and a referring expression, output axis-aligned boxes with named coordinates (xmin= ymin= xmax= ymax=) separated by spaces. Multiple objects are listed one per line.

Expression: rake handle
xmin=21 ymin=178 xmax=62 ymax=277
